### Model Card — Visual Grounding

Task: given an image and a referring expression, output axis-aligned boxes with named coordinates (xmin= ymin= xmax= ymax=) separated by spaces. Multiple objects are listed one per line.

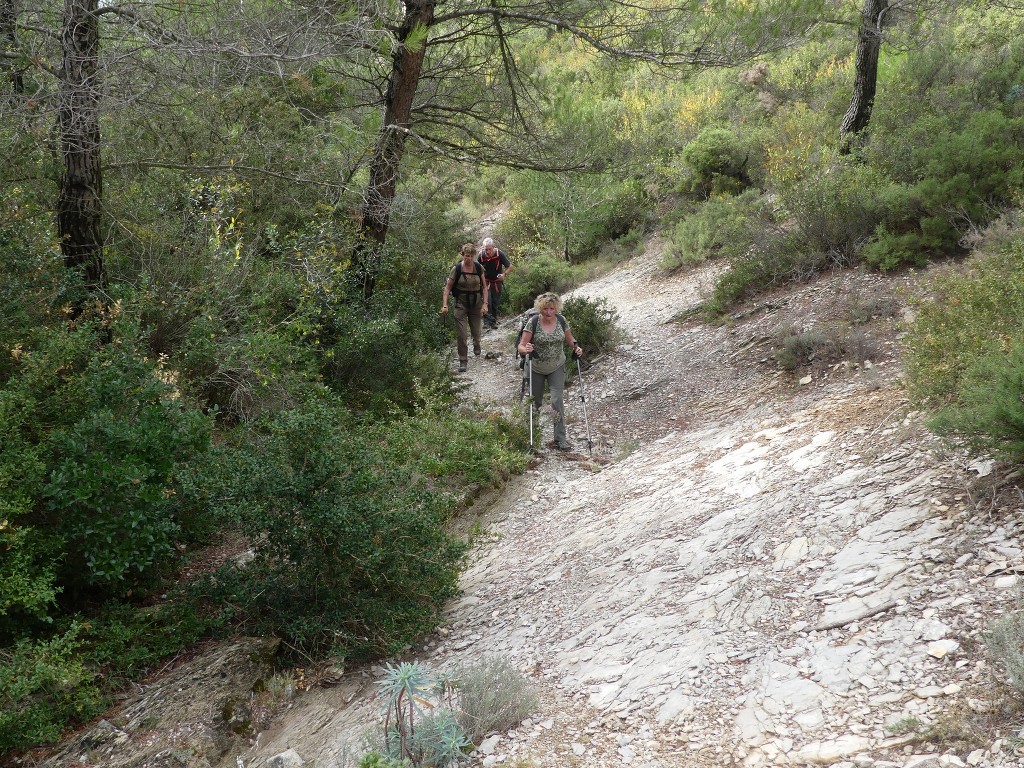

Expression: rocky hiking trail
xmin=43 ymin=240 xmax=1024 ymax=768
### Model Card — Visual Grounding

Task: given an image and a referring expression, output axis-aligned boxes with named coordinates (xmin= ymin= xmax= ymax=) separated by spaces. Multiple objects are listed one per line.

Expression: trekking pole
xmin=526 ymin=356 xmax=534 ymax=449
xmin=575 ymin=356 xmax=593 ymax=455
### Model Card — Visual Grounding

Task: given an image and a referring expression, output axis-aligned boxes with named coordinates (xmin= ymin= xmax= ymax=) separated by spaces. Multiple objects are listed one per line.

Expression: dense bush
xmin=661 ymin=190 xmax=762 ymax=270
xmin=781 ymin=161 xmax=914 ymax=269
xmin=904 ymin=232 xmax=1024 ymax=405
xmin=193 ymin=394 xmax=524 ymax=659
xmin=504 ymin=254 xmax=577 ymax=314
xmin=904 ymin=226 xmax=1024 ymax=458
xmin=1 ymin=320 xmax=213 ymax=599
xmin=0 ymin=626 xmax=102 ymax=751
xmin=562 ymin=295 xmax=620 ymax=358
xmin=678 ymin=127 xmax=752 ymax=197
xmin=866 ymin=111 xmax=1024 ymax=268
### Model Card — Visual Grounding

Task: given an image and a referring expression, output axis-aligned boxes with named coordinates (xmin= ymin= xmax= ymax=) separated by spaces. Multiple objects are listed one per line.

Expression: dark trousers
xmin=485 ymin=283 xmax=502 ymax=325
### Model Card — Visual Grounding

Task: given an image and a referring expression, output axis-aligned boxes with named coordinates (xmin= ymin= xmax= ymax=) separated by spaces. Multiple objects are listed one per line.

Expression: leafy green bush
xmin=902 ymin=225 xmax=1024 ymax=457
xmin=780 ymin=161 xmax=913 ymax=269
xmin=679 ymin=127 xmax=751 ymax=197
xmin=927 ymin=342 xmax=1024 ymax=461
xmin=562 ymin=295 xmax=620 ymax=358
xmin=0 ymin=319 xmax=213 ymax=607
xmin=504 ymin=254 xmax=577 ymax=314
xmin=866 ymin=110 xmax=1024 ymax=267
xmin=0 ymin=625 xmax=103 ymax=752
xmin=661 ymin=190 xmax=761 ymax=270
xmin=904 ymin=233 xmax=1024 ymax=406
xmin=38 ymin=327 xmax=211 ymax=590
xmin=193 ymin=393 xmax=525 ymax=658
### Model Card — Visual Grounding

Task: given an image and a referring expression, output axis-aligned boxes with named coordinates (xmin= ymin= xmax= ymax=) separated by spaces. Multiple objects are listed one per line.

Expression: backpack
xmin=515 ymin=310 xmax=567 ymax=370
xmin=450 ymin=261 xmax=484 ymax=304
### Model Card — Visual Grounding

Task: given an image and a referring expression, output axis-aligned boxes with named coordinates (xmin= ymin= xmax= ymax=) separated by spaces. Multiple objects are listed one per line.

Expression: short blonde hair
xmin=460 ymin=242 xmax=476 ymax=257
xmin=534 ymin=292 xmax=563 ymax=312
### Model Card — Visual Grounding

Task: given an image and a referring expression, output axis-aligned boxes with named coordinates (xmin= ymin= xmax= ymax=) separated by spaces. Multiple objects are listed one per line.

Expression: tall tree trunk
xmin=839 ymin=0 xmax=889 ymax=152
xmin=1 ymin=0 xmax=23 ymax=94
xmin=57 ymin=0 xmax=105 ymax=291
xmin=355 ymin=0 xmax=434 ymax=300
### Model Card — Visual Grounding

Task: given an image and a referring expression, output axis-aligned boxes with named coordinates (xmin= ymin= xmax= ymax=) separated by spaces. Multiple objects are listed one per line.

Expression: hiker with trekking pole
xmin=441 ymin=243 xmax=488 ymax=373
xmin=516 ymin=292 xmax=584 ymax=452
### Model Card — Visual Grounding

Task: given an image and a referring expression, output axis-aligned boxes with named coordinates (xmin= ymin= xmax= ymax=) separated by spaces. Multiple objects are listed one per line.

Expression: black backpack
xmin=515 ymin=310 xmax=567 ymax=369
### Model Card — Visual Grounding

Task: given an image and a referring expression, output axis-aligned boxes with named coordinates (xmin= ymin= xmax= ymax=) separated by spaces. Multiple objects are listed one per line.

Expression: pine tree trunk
xmin=355 ymin=0 xmax=435 ymax=300
xmin=57 ymin=0 xmax=105 ymax=291
xmin=839 ymin=0 xmax=889 ymax=151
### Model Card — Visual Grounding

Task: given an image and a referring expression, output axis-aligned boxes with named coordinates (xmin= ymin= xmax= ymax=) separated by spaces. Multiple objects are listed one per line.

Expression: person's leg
xmin=469 ymin=301 xmax=483 ymax=356
xmin=549 ymin=366 xmax=569 ymax=447
xmin=454 ymin=303 xmax=469 ymax=369
xmin=486 ymin=284 xmax=500 ymax=326
xmin=529 ymin=367 xmax=545 ymax=414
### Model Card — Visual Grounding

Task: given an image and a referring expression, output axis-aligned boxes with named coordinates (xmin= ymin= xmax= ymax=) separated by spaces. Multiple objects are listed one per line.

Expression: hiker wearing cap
xmin=477 ymin=237 xmax=512 ymax=329
xmin=516 ymin=292 xmax=583 ymax=451
xmin=442 ymin=243 xmax=488 ymax=373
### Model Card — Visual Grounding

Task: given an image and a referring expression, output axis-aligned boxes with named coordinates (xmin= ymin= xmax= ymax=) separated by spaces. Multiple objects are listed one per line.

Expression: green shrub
xmin=194 ymin=395 xmax=498 ymax=658
xmin=0 ymin=625 xmax=104 ymax=752
xmin=867 ymin=110 xmax=1024 ymax=266
xmin=927 ymin=342 xmax=1024 ymax=461
xmin=455 ymin=656 xmax=538 ymax=744
xmin=679 ymin=127 xmax=751 ymax=197
xmin=774 ymin=328 xmax=831 ymax=371
xmin=904 ymin=232 xmax=1024 ymax=406
xmin=0 ymin=320 xmax=213 ymax=605
xmin=505 ymin=254 xmax=577 ymax=314
xmin=562 ymin=295 xmax=620 ymax=358
xmin=38 ymin=327 xmax=212 ymax=590
xmin=704 ymin=230 xmax=819 ymax=317
xmin=780 ymin=161 xmax=913 ymax=269
xmin=661 ymin=190 xmax=761 ymax=270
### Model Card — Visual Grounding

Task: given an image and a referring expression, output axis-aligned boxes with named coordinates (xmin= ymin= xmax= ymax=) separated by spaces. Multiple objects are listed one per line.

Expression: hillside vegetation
xmin=3 ymin=0 xmax=1024 ymax=756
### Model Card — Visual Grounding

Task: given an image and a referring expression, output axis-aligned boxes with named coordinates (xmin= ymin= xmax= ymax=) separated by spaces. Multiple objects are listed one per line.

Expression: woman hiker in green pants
xmin=516 ymin=292 xmax=583 ymax=451
xmin=441 ymin=243 xmax=488 ymax=373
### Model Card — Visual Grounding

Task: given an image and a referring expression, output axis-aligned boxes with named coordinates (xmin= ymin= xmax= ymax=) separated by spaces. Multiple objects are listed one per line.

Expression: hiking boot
xmin=458 ymin=362 xmax=467 ymax=373
xmin=555 ymin=440 xmax=572 ymax=451
xmin=473 ymin=347 xmax=481 ymax=357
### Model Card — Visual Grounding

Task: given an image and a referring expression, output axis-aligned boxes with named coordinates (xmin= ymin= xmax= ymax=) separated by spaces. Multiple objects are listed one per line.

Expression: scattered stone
xmin=478 ymin=735 xmax=501 ymax=755
xmin=268 ymin=749 xmax=305 ymax=768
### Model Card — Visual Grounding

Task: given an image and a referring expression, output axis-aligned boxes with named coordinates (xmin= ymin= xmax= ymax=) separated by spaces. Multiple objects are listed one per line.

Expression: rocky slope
xmin=40 ymin=239 xmax=1024 ymax=768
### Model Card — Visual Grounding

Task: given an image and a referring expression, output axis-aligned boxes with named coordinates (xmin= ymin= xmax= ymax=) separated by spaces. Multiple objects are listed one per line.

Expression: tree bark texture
xmin=1 ymin=0 xmax=23 ymax=94
xmin=356 ymin=0 xmax=435 ymax=300
xmin=58 ymin=0 xmax=105 ymax=290
xmin=839 ymin=0 xmax=889 ymax=149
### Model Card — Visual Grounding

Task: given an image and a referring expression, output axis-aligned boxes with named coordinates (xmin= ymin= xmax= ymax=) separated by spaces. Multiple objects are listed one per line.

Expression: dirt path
xmin=47 ymin=237 xmax=1024 ymax=768
xmin=239 ymin=238 xmax=1024 ymax=768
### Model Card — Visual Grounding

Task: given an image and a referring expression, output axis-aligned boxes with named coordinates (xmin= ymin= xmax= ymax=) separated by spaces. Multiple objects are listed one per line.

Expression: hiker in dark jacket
xmin=516 ymin=292 xmax=582 ymax=451
xmin=478 ymin=237 xmax=512 ymax=329
xmin=442 ymin=243 xmax=488 ymax=373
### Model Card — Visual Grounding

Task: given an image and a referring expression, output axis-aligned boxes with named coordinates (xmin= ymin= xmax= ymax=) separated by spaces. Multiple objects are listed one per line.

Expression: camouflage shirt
xmin=530 ymin=317 xmax=568 ymax=375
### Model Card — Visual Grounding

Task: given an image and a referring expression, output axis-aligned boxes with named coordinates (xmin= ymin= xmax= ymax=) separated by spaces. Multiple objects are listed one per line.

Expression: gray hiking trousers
xmin=529 ymin=365 xmax=567 ymax=444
